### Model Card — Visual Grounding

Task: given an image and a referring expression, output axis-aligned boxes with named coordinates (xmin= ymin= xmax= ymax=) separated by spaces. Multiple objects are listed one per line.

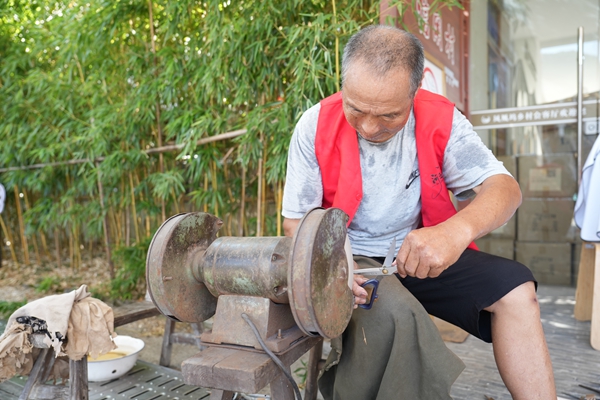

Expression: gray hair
xmin=341 ymin=25 xmax=424 ymax=98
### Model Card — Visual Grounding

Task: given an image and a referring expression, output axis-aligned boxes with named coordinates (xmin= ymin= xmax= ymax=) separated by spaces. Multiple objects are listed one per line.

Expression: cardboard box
xmin=518 ymin=154 xmax=577 ymax=198
xmin=475 ymin=238 xmax=514 ymax=260
xmin=488 ymin=215 xmax=516 ymax=239
xmin=515 ymin=242 xmax=572 ymax=286
xmin=517 ymin=199 xmax=577 ymax=242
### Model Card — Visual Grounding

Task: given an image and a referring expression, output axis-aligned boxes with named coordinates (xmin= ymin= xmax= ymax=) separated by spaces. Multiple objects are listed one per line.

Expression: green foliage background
xmin=0 ymin=0 xmax=460 ymax=299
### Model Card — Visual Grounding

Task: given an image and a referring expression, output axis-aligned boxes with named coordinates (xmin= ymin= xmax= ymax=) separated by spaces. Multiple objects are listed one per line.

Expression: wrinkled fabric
xmin=0 ymin=285 xmax=116 ymax=383
xmin=65 ymin=296 xmax=116 ymax=361
xmin=4 ymin=285 xmax=90 ymax=356
xmin=319 ymin=257 xmax=465 ymax=400
xmin=0 ymin=323 xmax=35 ymax=381
xmin=574 ymin=134 xmax=600 ymax=241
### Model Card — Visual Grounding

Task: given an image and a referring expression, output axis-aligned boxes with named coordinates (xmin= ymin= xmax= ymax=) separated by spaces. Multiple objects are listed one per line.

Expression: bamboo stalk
xmin=332 ymin=0 xmax=340 ymax=91
xmin=129 ymin=172 xmax=141 ymax=244
xmin=203 ymin=174 xmax=209 ymax=213
xmin=239 ymin=163 xmax=246 ymax=236
xmin=261 ymin=135 xmax=268 ymax=235
xmin=68 ymin=223 xmax=74 ymax=268
xmin=170 ymin=187 xmax=180 ymax=214
xmin=96 ymin=164 xmax=115 ymax=278
xmin=211 ymin=160 xmax=218 ymax=216
xmin=13 ymin=185 xmax=29 ymax=265
xmin=73 ymin=223 xmax=81 ymax=270
xmin=257 ymin=157 xmax=263 ymax=237
xmin=22 ymin=190 xmax=42 ymax=265
xmin=54 ymin=228 xmax=61 ymax=268
xmin=125 ymin=206 xmax=131 ymax=247
xmin=148 ymin=0 xmax=167 ymax=224
xmin=40 ymin=231 xmax=50 ymax=260
xmin=0 ymin=215 xmax=19 ymax=264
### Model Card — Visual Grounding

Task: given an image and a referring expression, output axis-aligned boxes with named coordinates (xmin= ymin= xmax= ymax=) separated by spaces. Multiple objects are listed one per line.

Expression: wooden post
xmin=69 ymin=358 xmax=89 ymax=400
xmin=304 ymin=339 xmax=324 ymax=400
xmin=590 ymin=243 xmax=600 ymax=350
xmin=574 ymin=242 xmax=597 ymax=321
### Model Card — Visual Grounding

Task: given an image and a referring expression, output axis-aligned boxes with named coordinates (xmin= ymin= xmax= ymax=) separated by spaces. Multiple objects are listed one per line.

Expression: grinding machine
xmin=146 ymin=207 xmax=355 ymax=399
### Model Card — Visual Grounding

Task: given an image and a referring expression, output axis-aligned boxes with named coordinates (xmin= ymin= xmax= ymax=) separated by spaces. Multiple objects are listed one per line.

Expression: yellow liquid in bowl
xmin=88 ymin=351 xmax=129 ymax=361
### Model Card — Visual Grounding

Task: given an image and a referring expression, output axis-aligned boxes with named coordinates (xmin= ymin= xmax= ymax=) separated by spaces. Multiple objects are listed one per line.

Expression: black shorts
xmin=367 ymin=249 xmax=536 ymax=343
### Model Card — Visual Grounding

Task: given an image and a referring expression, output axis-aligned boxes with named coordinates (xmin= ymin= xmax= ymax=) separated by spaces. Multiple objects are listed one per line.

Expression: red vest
xmin=314 ymin=89 xmax=478 ymax=251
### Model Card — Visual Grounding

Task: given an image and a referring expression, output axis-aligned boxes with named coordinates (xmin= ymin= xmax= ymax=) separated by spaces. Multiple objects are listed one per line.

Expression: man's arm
xmin=395 ymin=174 xmax=521 ymax=279
xmin=283 ymin=218 xmax=300 ymax=238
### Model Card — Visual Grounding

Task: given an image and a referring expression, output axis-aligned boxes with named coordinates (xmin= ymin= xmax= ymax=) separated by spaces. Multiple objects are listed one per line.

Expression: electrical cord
xmin=241 ymin=313 xmax=303 ymax=400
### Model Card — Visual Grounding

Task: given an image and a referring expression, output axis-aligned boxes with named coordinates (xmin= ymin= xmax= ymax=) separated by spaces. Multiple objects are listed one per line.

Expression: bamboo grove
xmin=0 ymin=0 xmax=460 ymax=293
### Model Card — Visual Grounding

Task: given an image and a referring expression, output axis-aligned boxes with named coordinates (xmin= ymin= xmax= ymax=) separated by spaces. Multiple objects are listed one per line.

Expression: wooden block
xmin=575 ymin=243 xmax=597 ymax=321
xmin=181 ymin=348 xmax=238 ymax=387
xmin=212 ymin=351 xmax=276 ymax=393
xmin=181 ymin=337 xmax=322 ymax=393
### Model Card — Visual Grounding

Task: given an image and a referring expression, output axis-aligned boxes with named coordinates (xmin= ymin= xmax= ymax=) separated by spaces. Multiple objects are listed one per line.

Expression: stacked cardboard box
xmin=514 ymin=152 xmax=578 ymax=286
xmin=476 ymin=155 xmax=517 ymax=260
xmin=471 ymin=150 xmax=579 ymax=286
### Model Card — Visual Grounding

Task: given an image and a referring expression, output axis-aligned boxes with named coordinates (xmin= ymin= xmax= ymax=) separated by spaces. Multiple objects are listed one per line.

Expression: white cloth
xmin=1 ymin=285 xmax=90 ymax=356
xmin=0 ymin=285 xmax=117 ymax=383
xmin=575 ymin=135 xmax=600 ymax=241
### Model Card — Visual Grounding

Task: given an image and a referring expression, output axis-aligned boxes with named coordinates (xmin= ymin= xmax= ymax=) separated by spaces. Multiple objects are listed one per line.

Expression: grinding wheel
xmin=288 ymin=208 xmax=354 ymax=338
xmin=146 ymin=212 xmax=222 ymax=323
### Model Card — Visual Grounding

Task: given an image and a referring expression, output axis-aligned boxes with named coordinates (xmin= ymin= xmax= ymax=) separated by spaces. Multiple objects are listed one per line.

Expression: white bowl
xmin=87 ymin=335 xmax=145 ymax=382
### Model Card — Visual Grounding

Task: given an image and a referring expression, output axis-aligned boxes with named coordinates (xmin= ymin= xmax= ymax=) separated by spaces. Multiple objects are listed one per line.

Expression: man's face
xmin=342 ymin=62 xmax=414 ymax=144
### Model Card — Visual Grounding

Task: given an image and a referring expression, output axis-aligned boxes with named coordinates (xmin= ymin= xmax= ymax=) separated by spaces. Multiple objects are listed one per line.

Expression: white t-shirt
xmin=282 ymin=102 xmax=511 ymax=257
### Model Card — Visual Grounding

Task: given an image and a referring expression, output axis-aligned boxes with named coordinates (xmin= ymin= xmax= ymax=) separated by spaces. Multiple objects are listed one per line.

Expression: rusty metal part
xmin=146 ymin=213 xmax=222 ymax=323
xmin=199 ymin=236 xmax=291 ymax=303
xmin=147 ymin=209 xmax=354 ymax=339
xmin=288 ymin=208 xmax=354 ymax=338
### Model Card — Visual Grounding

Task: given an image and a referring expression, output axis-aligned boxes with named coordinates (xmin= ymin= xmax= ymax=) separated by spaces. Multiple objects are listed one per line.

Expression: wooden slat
xmin=575 ymin=242 xmax=597 ymax=321
xmin=113 ymin=301 xmax=160 ymax=327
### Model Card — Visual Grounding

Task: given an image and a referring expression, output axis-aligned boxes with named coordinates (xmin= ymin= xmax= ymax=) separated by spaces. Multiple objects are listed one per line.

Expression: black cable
xmin=241 ymin=313 xmax=303 ymax=400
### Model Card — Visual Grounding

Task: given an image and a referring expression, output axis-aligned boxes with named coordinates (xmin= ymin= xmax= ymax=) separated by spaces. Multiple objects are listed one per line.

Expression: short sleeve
xmin=281 ymin=104 xmax=324 ymax=219
xmin=443 ymin=109 xmax=512 ymax=200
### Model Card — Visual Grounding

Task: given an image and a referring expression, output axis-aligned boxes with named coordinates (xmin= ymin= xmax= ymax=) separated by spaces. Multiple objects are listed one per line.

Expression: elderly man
xmin=282 ymin=25 xmax=555 ymax=399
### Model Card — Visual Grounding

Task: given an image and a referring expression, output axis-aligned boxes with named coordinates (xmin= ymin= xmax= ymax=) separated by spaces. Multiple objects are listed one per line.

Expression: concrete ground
xmin=116 ymin=285 xmax=600 ymax=399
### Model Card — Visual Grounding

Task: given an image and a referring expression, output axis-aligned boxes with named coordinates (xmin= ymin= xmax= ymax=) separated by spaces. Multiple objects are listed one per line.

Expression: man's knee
xmin=486 ymin=281 xmax=539 ymax=315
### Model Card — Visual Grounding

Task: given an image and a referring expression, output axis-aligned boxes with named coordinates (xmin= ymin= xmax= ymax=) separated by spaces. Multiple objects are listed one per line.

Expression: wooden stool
xmin=574 ymin=242 xmax=600 ymax=349
xmin=181 ymin=336 xmax=323 ymax=400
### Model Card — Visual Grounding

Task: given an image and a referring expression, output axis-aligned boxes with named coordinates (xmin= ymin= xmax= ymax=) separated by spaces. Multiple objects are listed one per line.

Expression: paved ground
xmin=4 ymin=284 xmax=600 ymax=399
xmin=448 ymin=285 xmax=600 ymax=400
xmin=117 ymin=284 xmax=600 ymax=399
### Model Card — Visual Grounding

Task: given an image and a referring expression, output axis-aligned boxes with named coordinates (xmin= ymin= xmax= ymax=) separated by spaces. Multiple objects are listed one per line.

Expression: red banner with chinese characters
xmin=380 ymin=1 xmax=470 ymax=113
